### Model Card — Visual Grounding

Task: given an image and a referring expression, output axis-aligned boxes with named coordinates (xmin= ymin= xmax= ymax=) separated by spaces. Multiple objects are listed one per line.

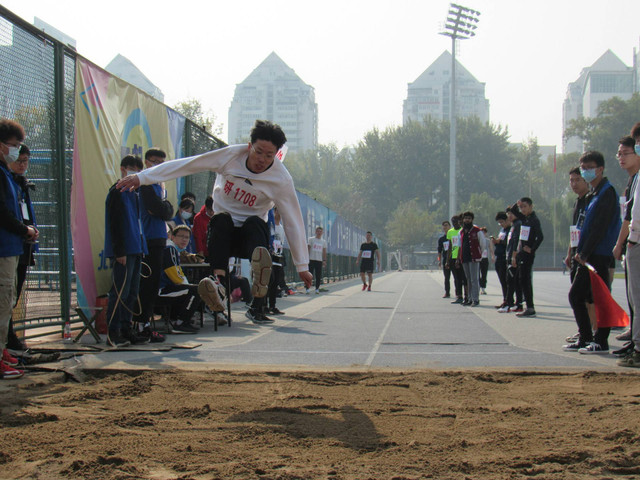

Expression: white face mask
xmin=180 ymin=211 xmax=193 ymax=220
xmin=5 ymin=146 xmax=19 ymax=163
xmin=126 ymin=170 xmax=138 ymax=176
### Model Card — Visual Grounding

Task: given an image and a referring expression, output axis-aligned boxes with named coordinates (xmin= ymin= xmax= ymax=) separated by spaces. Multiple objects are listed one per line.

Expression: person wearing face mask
xmin=619 ymin=122 xmax=640 ymax=367
xmin=103 ymin=155 xmax=149 ymax=347
xmin=565 ymin=151 xmax=620 ymax=354
xmin=192 ymin=195 xmax=214 ymax=257
xmin=167 ymin=198 xmax=196 ymax=253
xmin=6 ymin=145 xmax=38 ymax=351
xmin=0 ymin=119 xmax=38 ymax=379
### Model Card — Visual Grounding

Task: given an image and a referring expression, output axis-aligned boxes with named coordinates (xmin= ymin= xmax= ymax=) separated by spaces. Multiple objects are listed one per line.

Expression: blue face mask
xmin=580 ymin=167 xmax=597 ymax=183
xmin=635 ymin=145 xmax=640 ymax=156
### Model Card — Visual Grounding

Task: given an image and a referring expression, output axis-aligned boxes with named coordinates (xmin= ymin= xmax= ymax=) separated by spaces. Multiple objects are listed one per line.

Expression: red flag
xmin=586 ymin=263 xmax=629 ymax=328
xmin=553 ymin=151 xmax=557 ymax=174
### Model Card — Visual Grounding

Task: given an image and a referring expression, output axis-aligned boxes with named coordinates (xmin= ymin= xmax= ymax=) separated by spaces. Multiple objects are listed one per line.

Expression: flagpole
xmin=553 ymin=146 xmax=557 ymax=270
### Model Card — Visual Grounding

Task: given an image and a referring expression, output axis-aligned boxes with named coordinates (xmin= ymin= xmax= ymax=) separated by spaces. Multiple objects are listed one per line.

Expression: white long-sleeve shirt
xmin=136 ymin=144 xmax=310 ymax=272
xmin=630 ymin=174 xmax=640 ymax=243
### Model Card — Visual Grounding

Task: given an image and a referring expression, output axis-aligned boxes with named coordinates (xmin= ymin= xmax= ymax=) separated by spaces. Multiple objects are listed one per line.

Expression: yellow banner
xmin=71 ymin=58 xmax=180 ymax=307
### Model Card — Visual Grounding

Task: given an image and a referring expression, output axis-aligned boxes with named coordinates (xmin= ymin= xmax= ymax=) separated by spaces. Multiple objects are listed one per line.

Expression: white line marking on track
xmin=365 ymin=273 xmax=412 ymax=366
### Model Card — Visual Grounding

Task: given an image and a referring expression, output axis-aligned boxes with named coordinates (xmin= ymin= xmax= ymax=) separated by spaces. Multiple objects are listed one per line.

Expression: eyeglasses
xmin=15 ymin=158 xmax=29 ymax=164
xmin=616 ymin=152 xmax=635 ymax=158
xmin=251 ymin=145 xmax=276 ymax=160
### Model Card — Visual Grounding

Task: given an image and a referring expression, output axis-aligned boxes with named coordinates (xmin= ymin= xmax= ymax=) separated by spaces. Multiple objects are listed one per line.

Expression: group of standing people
xmin=436 ymin=122 xmax=640 ymax=367
xmin=0 ymin=119 xmax=39 ymax=379
xmin=561 ymin=126 xmax=640 ymax=366
xmin=438 ymin=204 xmax=542 ymax=310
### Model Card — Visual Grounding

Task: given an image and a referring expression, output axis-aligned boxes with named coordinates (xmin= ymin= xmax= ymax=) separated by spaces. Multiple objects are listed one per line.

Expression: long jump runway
xmin=93 ymin=270 xmax=630 ymax=371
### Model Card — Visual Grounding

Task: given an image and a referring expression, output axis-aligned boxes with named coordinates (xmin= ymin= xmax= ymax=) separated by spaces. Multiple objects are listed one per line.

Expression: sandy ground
xmin=2 ymin=368 xmax=640 ymax=480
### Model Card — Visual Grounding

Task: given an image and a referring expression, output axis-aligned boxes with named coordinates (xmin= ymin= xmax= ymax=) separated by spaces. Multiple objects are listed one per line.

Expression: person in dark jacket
xmin=104 ymin=155 xmax=148 ymax=347
xmin=437 ymin=220 xmax=451 ymax=298
xmin=133 ymin=148 xmax=174 ymax=334
xmin=0 ymin=119 xmax=37 ymax=380
xmin=499 ymin=205 xmax=524 ymax=313
xmin=458 ymin=211 xmax=485 ymax=307
xmin=491 ymin=212 xmax=510 ymax=309
xmin=167 ymin=198 xmax=196 ymax=253
xmin=6 ymin=144 xmax=37 ymax=351
xmin=564 ymin=151 xmax=621 ymax=354
xmin=515 ymin=197 xmax=544 ymax=317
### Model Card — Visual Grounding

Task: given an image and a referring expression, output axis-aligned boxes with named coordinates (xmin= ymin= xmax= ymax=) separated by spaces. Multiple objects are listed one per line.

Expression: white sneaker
xmin=480 ymin=288 xmax=487 ymax=295
xmin=578 ymin=342 xmax=609 ymax=354
xmin=305 ymin=288 xmax=310 ymax=295
xmin=497 ymin=306 xmax=510 ymax=313
xmin=315 ymin=289 xmax=320 ymax=294
xmin=250 ymin=247 xmax=272 ymax=298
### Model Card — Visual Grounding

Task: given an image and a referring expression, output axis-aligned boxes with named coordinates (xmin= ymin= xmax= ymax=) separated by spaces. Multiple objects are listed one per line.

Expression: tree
xmin=460 ymin=192 xmax=508 ymax=232
xmin=385 ymin=199 xmax=441 ymax=247
xmin=564 ymin=93 xmax=640 ymax=188
xmin=173 ymin=98 xmax=223 ymax=136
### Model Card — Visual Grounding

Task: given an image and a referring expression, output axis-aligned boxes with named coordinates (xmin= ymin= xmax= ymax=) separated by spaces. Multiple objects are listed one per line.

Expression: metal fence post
xmin=183 ymin=121 xmax=193 ymax=193
xmin=54 ymin=43 xmax=71 ymax=324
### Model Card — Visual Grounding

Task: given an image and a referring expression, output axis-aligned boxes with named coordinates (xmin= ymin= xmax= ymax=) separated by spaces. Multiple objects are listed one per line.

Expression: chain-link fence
xmin=0 ymin=6 xmax=228 ymax=340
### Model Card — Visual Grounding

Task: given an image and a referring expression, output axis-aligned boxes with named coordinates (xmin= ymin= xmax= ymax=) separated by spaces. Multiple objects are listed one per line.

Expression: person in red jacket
xmin=458 ymin=211 xmax=485 ymax=307
xmin=192 ymin=195 xmax=214 ymax=257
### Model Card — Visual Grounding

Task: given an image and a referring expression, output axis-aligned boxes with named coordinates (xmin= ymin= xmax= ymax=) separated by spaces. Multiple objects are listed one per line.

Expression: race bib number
xmin=222 ymin=178 xmax=259 ymax=207
xmin=443 ymin=241 xmax=450 ymax=251
xmin=20 ymin=201 xmax=30 ymax=221
xmin=273 ymin=239 xmax=282 ymax=252
xmin=362 ymin=250 xmax=372 ymax=259
xmin=498 ymin=231 xmax=506 ymax=241
xmin=520 ymin=226 xmax=531 ymax=242
xmin=570 ymin=225 xmax=580 ymax=248
xmin=482 ymin=249 xmax=488 ymax=258
xmin=312 ymin=243 xmax=323 ymax=252
xmin=621 ymin=195 xmax=627 ymax=219
xmin=451 ymin=235 xmax=460 ymax=247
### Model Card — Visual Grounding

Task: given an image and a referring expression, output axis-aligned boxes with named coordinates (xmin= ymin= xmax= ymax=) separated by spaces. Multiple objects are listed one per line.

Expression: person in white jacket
xmin=117 ymin=120 xmax=312 ymax=324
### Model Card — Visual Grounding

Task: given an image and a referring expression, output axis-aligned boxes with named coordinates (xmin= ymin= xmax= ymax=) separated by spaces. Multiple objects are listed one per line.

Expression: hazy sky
xmin=3 ymin=0 xmax=639 ymax=149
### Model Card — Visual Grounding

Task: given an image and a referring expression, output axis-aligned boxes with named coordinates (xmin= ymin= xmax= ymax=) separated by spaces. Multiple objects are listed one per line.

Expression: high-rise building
xmin=228 ymin=52 xmax=318 ymax=152
xmin=105 ymin=54 xmax=164 ymax=102
xmin=563 ymin=50 xmax=635 ymax=154
xmin=403 ymin=51 xmax=489 ymax=126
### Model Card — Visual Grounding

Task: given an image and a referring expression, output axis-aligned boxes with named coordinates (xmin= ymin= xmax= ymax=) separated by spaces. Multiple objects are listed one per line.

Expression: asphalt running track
xmin=77 ymin=270 xmax=634 ymax=371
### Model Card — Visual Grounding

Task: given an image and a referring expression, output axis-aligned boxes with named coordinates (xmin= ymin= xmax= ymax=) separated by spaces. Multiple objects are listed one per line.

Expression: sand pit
xmin=2 ymin=368 xmax=640 ymax=479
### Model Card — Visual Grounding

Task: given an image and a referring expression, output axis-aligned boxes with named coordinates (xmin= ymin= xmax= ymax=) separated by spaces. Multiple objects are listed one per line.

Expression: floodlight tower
xmin=440 ymin=3 xmax=480 ymax=219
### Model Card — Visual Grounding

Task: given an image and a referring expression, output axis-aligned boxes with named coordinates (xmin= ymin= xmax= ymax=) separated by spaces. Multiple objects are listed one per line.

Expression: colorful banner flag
xmin=71 ymin=58 xmax=183 ymax=310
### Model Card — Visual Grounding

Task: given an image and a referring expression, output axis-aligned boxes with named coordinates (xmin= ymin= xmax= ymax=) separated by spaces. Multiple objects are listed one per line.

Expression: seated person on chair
xmin=158 ymin=225 xmax=224 ymax=332
xmin=117 ymin=120 xmax=313 ymax=325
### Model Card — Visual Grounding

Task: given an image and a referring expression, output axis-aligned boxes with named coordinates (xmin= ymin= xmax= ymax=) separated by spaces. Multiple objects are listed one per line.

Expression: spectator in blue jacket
xmin=104 ymin=155 xmax=148 ymax=347
xmin=0 ymin=119 xmax=37 ymax=379
xmin=133 ymin=148 xmax=173 ymax=334
xmin=564 ymin=151 xmax=621 ymax=354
